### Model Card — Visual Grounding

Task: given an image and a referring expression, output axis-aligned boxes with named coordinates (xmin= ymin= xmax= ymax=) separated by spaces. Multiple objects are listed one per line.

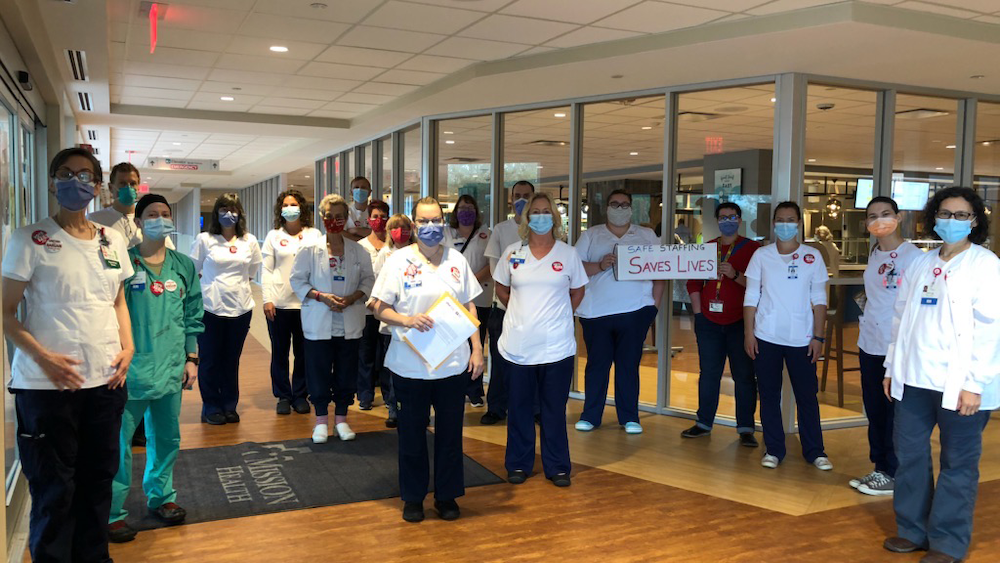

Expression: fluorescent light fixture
xmin=220 ymin=96 xmax=235 ymax=101
xmin=807 ymin=158 xmax=816 ymax=162
xmin=553 ymin=112 xmax=566 ymax=118
xmin=443 ymin=131 xmax=454 ymax=135
xmin=172 ymin=142 xmax=181 ymax=146
xmin=304 ymin=175 xmax=310 ymax=178
xmin=936 ymin=167 xmax=944 ymax=170
xmin=641 ymin=126 xmax=652 ymax=130
xmin=629 ymin=151 xmax=639 ymax=156
xmin=946 ymin=144 xmax=956 ymax=149
xmin=770 ymin=97 xmax=776 ymax=102
xmin=270 ymin=46 xmax=289 ymax=53
xmin=445 ymin=140 xmax=455 ymax=144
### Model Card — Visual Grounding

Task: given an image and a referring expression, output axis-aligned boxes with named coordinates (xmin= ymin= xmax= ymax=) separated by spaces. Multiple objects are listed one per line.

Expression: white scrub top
xmin=89 ymin=206 xmax=175 ymax=250
xmin=449 ymin=225 xmax=493 ymax=309
xmin=348 ymin=204 xmax=369 ymax=231
xmin=493 ymin=240 xmax=588 ymax=365
xmin=858 ymin=241 xmax=921 ymax=356
xmin=261 ymin=226 xmax=322 ymax=310
xmin=358 ymin=236 xmax=385 ymax=317
xmin=370 ymin=245 xmax=481 ymax=380
xmin=2 ymin=218 xmax=134 ymax=390
xmin=484 ymin=219 xmax=522 ymax=310
xmin=290 ymin=238 xmax=374 ymax=341
xmin=190 ymin=232 xmax=263 ymax=317
xmin=743 ymin=243 xmax=828 ymax=347
xmin=575 ymin=223 xmax=658 ymax=319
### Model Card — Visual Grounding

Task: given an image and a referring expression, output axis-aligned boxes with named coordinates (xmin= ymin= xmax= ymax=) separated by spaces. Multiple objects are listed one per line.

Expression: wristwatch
xmin=812 ymin=336 xmax=826 ymax=343
xmin=186 ymin=356 xmax=200 ymax=366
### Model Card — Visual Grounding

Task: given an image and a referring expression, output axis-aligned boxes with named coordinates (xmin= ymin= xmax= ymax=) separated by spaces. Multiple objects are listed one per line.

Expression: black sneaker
xmin=434 ymin=499 xmax=461 ymax=521
xmin=224 ymin=411 xmax=240 ymax=424
xmin=681 ymin=424 xmax=711 ymax=438
xmin=551 ymin=473 xmax=571 ymax=487
xmin=507 ymin=470 xmax=528 ymax=484
xmin=201 ymin=413 xmax=226 ymax=425
xmin=276 ymin=399 xmax=291 ymax=415
xmin=480 ymin=411 xmax=505 ymax=425
xmin=739 ymin=433 xmax=759 ymax=448
xmin=469 ymin=396 xmax=484 ymax=408
xmin=108 ymin=520 xmax=137 ymax=543
xmin=386 ymin=414 xmax=398 ymax=428
xmin=402 ymin=501 xmax=424 ymax=523
xmin=359 ymin=401 xmax=373 ymax=411
xmin=292 ymin=398 xmax=311 ymax=414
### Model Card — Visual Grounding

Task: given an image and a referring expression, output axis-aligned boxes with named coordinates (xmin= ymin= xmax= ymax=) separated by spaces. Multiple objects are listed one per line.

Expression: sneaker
xmin=480 ymin=411 xmax=505 ymax=425
xmin=434 ymin=499 xmax=461 ymax=521
xmin=402 ymin=501 xmax=424 ymax=523
xmin=681 ymin=424 xmax=711 ymax=439
xmin=470 ymin=397 xmax=485 ymax=408
xmin=551 ymin=473 xmax=571 ymax=487
xmin=292 ymin=398 xmax=311 ymax=414
xmin=739 ymin=433 xmax=759 ymax=448
xmin=336 ymin=422 xmax=356 ymax=441
xmin=849 ymin=470 xmax=881 ymax=490
xmin=761 ymin=454 xmax=780 ymax=469
xmin=359 ymin=401 xmax=373 ymax=411
xmin=813 ymin=456 xmax=834 ymax=471
xmin=575 ymin=420 xmax=595 ymax=432
xmin=386 ymin=414 xmax=398 ymax=429
xmin=858 ymin=472 xmax=894 ymax=496
xmin=108 ymin=520 xmax=137 ymax=543
xmin=276 ymin=399 xmax=291 ymax=415
xmin=507 ymin=470 xmax=528 ymax=484
xmin=623 ymin=422 xmax=643 ymax=434
xmin=150 ymin=502 xmax=187 ymax=524
xmin=312 ymin=424 xmax=328 ymax=444
xmin=201 ymin=413 xmax=226 ymax=425
xmin=224 ymin=411 xmax=240 ymax=424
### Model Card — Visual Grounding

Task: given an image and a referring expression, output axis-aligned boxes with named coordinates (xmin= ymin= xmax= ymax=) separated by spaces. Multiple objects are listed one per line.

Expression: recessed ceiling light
xmin=641 ymin=126 xmax=652 ymax=130
xmin=946 ymin=144 xmax=956 ymax=149
xmin=443 ymin=131 xmax=454 ymax=135
xmin=220 ymin=96 xmax=235 ymax=101
xmin=172 ymin=142 xmax=181 ymax=146
xmin=553 ymin=112 xmax=566 ymax=118
xmin=383 ymin=156 xmax=389 ymax=159
xmin=537 ymin=165 xmax=544 ymax=169
xmin=445 ymin=140 xmax=455 ymax=144
xmin=629 ymin=151 xmax=639 ymax=156
xmin=983 ymin=141 xmax=992 ymax=146
xmin=770 ymin=97 xmax=776 ymax=103
xmin=270 ymin=46 xmax=289 ymax=53
xmin=935 ymin=167 xmax=944 ymax=170
xmin=304 ymin=175 xmax=310 ymax=178
xmin=807 ymin=158 xmax=816 ymax=162
xmin=971 ymin=74 xmax=985 ymax=79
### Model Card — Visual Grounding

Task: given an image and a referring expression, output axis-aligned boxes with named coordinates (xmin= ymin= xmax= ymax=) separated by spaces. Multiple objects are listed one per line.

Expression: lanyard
xmin=714 ymin=237 xmax=746 ymax=298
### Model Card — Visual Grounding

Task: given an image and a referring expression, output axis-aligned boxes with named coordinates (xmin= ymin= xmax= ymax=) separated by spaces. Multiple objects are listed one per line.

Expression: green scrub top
xmin=125 ymin=247 xmax=205 ymax=400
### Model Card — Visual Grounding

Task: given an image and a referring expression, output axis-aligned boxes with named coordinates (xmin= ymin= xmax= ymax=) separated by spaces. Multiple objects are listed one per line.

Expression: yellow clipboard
xmin=401 ymin=292 xmax=480 ymax=370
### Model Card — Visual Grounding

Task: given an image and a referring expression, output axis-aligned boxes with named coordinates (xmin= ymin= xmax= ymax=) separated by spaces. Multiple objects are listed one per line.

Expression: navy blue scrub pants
xmin=485 ymin=306 xmax=510 ymax=417
xmin=377 ymin=333 xmax=396 ymax=417
xmin=267 ymin=308 xmax=307 ymax=402
xmin=391 ymin=371 xmax=466 ymax=503
xmin=693 ymin=315 xmax=757 ymax=434
xmin=357 ymin=315 xmax=383 ymax=406
xmin=506 ymin=356 xmax=574 ymax=478
xmin=859 ymin=349 xmax=897 ymax=476
xmin=16 ymin=385 xmax=127 ymax=563
xmin=465 ymin=306 xmax=490 ymax=402
xmin=579 ymin=306 xmax=657 ymax=426
xmin=304 ymin=337 xmax=359 ymax=417
xmin=198 ymin=310 xmax=252 ymax=416
xmin=893 ymin=385 xmax=990 ymax=560
xmin=754 ymin=339 xmax=826 ymax=462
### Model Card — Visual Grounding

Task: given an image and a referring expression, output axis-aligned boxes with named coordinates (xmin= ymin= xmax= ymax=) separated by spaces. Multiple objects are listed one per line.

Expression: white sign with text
xmin=614 ymin=243 xmax=718 ymax=281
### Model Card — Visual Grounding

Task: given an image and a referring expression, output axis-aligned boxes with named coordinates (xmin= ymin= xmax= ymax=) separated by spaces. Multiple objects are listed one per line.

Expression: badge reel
xmin=509 ymin=247 xmax=527 ymax=267
xmin=921 ymin=268 xmax=942 ymax=306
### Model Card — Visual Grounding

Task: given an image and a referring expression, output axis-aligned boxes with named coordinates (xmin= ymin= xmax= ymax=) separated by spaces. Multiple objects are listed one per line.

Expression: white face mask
xmin=607 ymin=206 xmax=632 ymax=227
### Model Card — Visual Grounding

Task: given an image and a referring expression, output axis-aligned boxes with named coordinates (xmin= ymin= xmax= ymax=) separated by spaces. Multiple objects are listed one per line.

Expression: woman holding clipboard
xmin=371 ymin=197 xmax=485 ymax=524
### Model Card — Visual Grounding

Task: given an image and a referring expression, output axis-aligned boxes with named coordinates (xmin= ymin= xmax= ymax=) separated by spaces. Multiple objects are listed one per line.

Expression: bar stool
xmin=820 ymin=281 xmax=861 ymax=407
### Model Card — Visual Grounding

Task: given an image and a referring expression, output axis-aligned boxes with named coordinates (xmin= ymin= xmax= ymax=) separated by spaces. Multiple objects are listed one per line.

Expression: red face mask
xmin=390 ymin=227 xmax=411 ymax=245
xmin=324 ymin=216 xmax=345 ymax=233
xmin=368 ymin=216 xmax=388 ymax=233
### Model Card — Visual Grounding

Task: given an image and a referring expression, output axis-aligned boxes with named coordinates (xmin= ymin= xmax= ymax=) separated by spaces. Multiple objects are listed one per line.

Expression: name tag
xmin=509 ymin=247 xmax=527 ymax=265
xmin=101 ymin=246 xmax=121 ymax=269
xmin=333 ymin=275 xmax=346 ymax=281
xmin=403 ymin=281 xmax=423 ymax=290
xmin=708 ymin=300 xmax=724 ymax=313
xmin=787 ymin=264 xmax=798 ymax=279
xmin=130 ymin=271 xmax=147 ymax=291
xmin=920 ymin=284 xmax=939 ymax=306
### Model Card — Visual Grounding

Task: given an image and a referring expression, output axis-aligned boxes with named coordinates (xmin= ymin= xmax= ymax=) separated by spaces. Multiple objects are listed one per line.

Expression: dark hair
xmin=350 ymin=176 xmax=371 ymax=189
xmin=272 ymin=189 xmax=313 ymax=230
xmin=607 ymin=189 xmax=632 ymax=205
xmin=210 ymin=192 xmax=247 ymax=237
xmin=715 ymin=201 xmax=742 ymax=219
xmin=449 ymin=194 xmax=482 ymax=230
xmin=135 ymin=194 xmax=170 ymax=218
xmin=866 ymin=196 xmax=899 ymax=214
xmin=773 ymin=201 xmax=801 ymax=221
xmin=109 ymin=162 xmax=140 ymax=186
xmin=923 ymin=186 xmax=989 ymax=245
xmin=367 ymin=200 xmax=390 ymax=216
xmin=510 ymin=180 xmax=535 ymax=198
xmin=49 ymin=147 xmax=103 ymax=183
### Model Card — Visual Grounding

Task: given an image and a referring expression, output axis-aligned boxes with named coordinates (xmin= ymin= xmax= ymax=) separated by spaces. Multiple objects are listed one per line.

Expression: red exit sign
xmin=705 ymin=137 xmax=724 ymax=154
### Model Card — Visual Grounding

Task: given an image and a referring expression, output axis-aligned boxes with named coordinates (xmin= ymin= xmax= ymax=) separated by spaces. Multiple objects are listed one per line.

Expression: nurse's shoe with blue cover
xmin=575 ymin=420 xmax=595 ymax=432
xmin=624 ymin=422 xmax=643 ymax=434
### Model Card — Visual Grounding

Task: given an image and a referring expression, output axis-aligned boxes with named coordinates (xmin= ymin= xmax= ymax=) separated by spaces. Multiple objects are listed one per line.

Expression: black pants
xmin=693 ymin=315 xmax=757 ymax=433
xmin=485 ymin=306 xmax=510 ymax=416
xmin=357 ymin=315 xmax=382 ymax=405
xmin=392 ymin=371 xmax=466 ymax=503
xmin=304 ymin=337 xmax=359 ymax=417
xmin=16 ymin=385 xmax=127 ymax=563
xmin=377 ymin=333 xmax=396 ymax=416
xmin=198 ymin=310 xmax=252 ymax=416
xmin=506 ymin=356 xmax=574 ymax=478
xmin=267 ymin=308 xmax=307 ymax=402
xmin=859 ymin=349 xmax=897 ymax=476
xmin=466 ymin=306 xmax=491 ymax=402
xmin=755 ymin=339 xmax=826 ymax=462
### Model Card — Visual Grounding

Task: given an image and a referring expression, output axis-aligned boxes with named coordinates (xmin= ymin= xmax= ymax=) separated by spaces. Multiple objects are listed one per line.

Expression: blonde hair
xmin=385 ymin=214 xmax=415 ymax=249
xmin=319 ymin=193 xmax=349 ymax=218
xmin=412 ymin=196 xmax=443 ymax=221
xmin=518 ymin=191 xmax=564 ymax=241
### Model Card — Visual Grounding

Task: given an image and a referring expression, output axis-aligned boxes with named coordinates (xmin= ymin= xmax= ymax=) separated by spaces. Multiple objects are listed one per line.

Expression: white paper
xmin=402 ymin=295 xmax=479 ymax=369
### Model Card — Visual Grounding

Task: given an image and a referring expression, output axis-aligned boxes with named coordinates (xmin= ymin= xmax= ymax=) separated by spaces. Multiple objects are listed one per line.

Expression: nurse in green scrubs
xmin=108 ymin=194 xmax=205 ymax=543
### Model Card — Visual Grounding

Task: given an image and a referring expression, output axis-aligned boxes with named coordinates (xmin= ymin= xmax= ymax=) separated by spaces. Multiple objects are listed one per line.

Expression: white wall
xmin=172 ymin=187 xmax=201 ymax=256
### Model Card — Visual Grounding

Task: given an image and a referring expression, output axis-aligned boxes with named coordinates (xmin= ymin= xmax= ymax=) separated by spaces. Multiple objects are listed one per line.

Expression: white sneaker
xmin=849 ymin=470 xmax=880 ymax=489
xmin=761 ymin=454 xmax=780 ymax=469
xmin=336 ymin=422 xmax=356 ymax=441
xmin=312 ymin=424 xmax=329 ymax=444
xmin=858 ymin=471 xmax=894 ymax=496
xmin=813 ymin=456 xmax=833 ymax=471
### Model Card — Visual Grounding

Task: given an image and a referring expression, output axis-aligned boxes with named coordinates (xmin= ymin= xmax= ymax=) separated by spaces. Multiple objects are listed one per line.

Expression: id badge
xmin=509 ymin=248 xmax=527 ymax=266
xmin=787 ymin=264 xmax=798 ymax=280
xmin=920 ymin=285 xmax=939 ymax=306
xmin=333 ymin=275 xmax=346 ymax=282
xmin=130 ymin=271 xmax=147 ymax=292
xmin=708 ymin=300 xmax=724 ymax=313
xmin=101 ymin=246 xmax=121 ymax=269
xmin=884 ymin=272 xmax=898 ymax=290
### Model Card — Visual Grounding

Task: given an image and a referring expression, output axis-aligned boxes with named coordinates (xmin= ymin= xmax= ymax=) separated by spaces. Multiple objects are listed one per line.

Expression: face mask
xmin=117 ymin=185 xmax=138 ymax=206
xmin=457 ymin=208 xmax=477 ymax=227
xmin=934 ymin=218 xmax=972 ymax=245
xmin=55 ymin=178 xmax=96 ymax=212
xmin=513 ymin=198 xmax=529 ymax=217
xmin=390 ymin=227 xmax=411 ymax=245
xmin=281 ymin=206 xmax=301 ymax=222
xmin=368 ymin=216 xmax=387 ymax=233
xmin=353 ymin=188 xmax=368 ymax=203
xmin=774 ymin=222 xmax=798 ymax=242
xmin=528 ymin=213 xmax=554 ymax=235
xmin=718 ymin=219 xmax=740 ymax=237
xmin=324 ymin=217 xmax=345 ymax=234
xmin=142 ymin=217 xmax=174 ymax=241
xmin=606 ymin=206 xmax=632 ymax=227
xmin=417 ymin=223 xmax=444 ymax=247
xmin=867 ymin=217 xmax=898 ymax=237
xmin=219 ymin=211 xmax=238 ymax=228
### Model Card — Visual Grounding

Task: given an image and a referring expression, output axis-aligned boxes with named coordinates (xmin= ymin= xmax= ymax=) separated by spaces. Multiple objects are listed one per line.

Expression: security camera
xmin=816 ymin=103 xmax=835 ymax=111
xmin=17 ymin=71 xmax=32 ymax=92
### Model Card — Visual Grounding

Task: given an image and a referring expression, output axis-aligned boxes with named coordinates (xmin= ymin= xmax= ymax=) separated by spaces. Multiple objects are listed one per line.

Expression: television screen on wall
xmin=854 ymin=178 xmax=929 ymax=211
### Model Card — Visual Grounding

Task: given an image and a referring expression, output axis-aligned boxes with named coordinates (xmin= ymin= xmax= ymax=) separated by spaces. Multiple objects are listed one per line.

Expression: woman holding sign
xmin=574 ymin=189 xmax=662 ymax=435
xmin=743 ymin=201 xmax=831 ymax=471
xmin=494 ymin=192 xmax=587 ymax=487
xmin=290 ymin=194 xmax=374 ymax=444
xmin=371 ymin=197 xmax=484 ymax=523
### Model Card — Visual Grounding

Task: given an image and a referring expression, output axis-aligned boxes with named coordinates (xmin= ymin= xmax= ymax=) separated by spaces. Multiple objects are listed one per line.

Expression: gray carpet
xmin=123 ymin=430 xmax=504 ymax=530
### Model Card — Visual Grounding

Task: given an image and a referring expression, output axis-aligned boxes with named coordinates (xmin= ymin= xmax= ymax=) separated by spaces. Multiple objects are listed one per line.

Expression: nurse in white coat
xmin=494 ymin=192 xmax=587 ymax=488
xmin=882 ymin=187 xmax=1000 ymax=563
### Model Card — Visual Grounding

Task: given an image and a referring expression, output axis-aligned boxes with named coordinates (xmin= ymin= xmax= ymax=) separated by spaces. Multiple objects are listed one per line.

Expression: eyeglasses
xmin=609 ymin=202 xmax=631 ymax=209
xmin=116 ymin=181 xmax=139 ymax=188
xmin=54 ymin=168 xmax=97 ymax=184
xmin=936 ymin=210 xmax=973 ymax=221
xmin=718 ymin=216 xmax=739 ymax=223
xmin=414 ymin=218 xmax=444 ymax=226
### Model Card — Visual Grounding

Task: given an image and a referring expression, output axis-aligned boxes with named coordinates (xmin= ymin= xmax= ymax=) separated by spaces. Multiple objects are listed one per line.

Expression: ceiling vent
xmin=65 ymin=50 xmax=88 ymax=81
xmin=896 ymin=108 xmax=950 ymax=120
xmin=677 ymin=111 xmax=720 ymax=123
xmin=445 ymin=157 xmax=481 ymax=163
xmin=77 ymin=92 xmax=93 ymax=111
xmin=526 ymin=140 xmax=568 ymax=147
xmin=86 ymin=129 xmax=98 ymax=141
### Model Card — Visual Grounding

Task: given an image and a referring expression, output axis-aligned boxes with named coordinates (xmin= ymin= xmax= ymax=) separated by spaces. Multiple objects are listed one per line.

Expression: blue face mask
xmin=934 ymin=218 xmax=972 ymax=245
xmin=417 ymin=223 xmax=444 ymax=247
xmin=513 ymin=198 xmax=529 ymax=218
xmin=528 ymin=213 xmax=554 ymax=235
xmin=117 ymin=185 xmax=138 ymax=206
xmin=718 ymin=219 xmax=740 ymax=236
xmin=142 ymin=217 xmax=174 ymax=241
xmin=774 ymin=222 xmax=798 ymax=242
xmin=55 ymin=178 xmax=96 ymax=212
xmin=219 ymin=211 xmax=239 ymax=228
xmin=353 ymin=188 xmax=368 ymax=204
xmin=281 ymin=206 xmax=301 ymax=222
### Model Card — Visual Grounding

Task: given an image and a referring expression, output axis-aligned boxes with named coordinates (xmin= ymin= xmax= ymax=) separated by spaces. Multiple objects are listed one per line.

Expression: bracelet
xmin=185 ymin=356 xmax=200 ymax=366
xmin=313 ymin=291 xmax=322 ymax=302
xmin=813 ymin=336 xmax=826 ymax=343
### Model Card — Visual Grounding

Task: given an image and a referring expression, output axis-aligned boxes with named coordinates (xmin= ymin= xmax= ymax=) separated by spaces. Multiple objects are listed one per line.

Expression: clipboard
xmin=401 ymin=292 xmax=480 ymax=370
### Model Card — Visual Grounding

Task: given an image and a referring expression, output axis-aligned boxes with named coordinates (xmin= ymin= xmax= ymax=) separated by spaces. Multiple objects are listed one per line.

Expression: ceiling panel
xmin=118 ymin=75 xmax=204 ymax=91
xmin=595 ymin=1 xmax=728 ymax=33
xmin=275 ymin=87 xmax=346 ymax=101
xmin=544 ymin=26 xmax=642 ymax=48
xmin=191 ymin=91 xmax=264 ymax=105
xmin=336 ymin=26 xmax=447 ymax=52
xmin=257 ymin=97 xmax=326 ymax=109
xmin=352 ymin=82 xmax=420 ymax=96
xmin=118 ymin=97 xmax=190 ymax=108
xmin=161 ymin=4 xmax=246 ymax=34
xmin=298 ymin=61 xmax=385 ymax=81
xmin=207 ymin=68 xmax=287 ymax=85
xmin=459 ymin=14 xmax=579 ymax=43
xmin=214 ymin=53 xmax=306 ymax=74
xmin=500 ymin=0 xmax=644 ymax=25
xmin=395 ymin=54 xmax=476 ymax=73
xmin=225 ymin=36 xmax=329 ymax=60
xmin=284 ymin=75 xmax=364 ymax=91
xmin=198 ymin=81 xmax=278 ymax=96
xmin=236 ymin=13 xmax=352 ymax=44
xmin=248 ymin=106 xmax=312 ymax=116
xmin=124 ymin=44 xmax=220 ymax=67
xmin=314 ymin=45 xmax=413 ymax=68
xmin=320 ymin=101 xmax=379 ymax=112
xmin=252 ymin=0 xmax=384 ymax=24
xmin=337 ymin=92 xmax=397 ymax=104
xmin=120 ymin=86 xmax=196 ymax=101
xmin=425 ymin=37 xmax=530 ymax=60
xmin=363 ymin=1 xmax=487 ymax=35
xmin=893 ymin=1 xmax=982 ymax=18
xmin=124 ymin=61 xmax=213 ymax=80
xmin=126 ymin=24 xmax=233 ymax=52
xmin=374 ymin=69 xmax=446 ymax=86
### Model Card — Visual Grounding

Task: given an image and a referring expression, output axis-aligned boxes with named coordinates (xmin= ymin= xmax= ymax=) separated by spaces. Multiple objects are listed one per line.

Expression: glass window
xmin=503 ymin=107 xmax=570 ymax=227
xmin=363 ymin=142 xmax=373 ymax=182
xmin=380 ymin=135 xmax=393 ymax=213
xmin=345 ymin=149 xmax=355 ymax=191
xmin=316 ymin=157 xmax=329 ymax=199
xmin=331 ymin=154 xmax=341 ymax=197
xmin=0 ymin=104 xmax=14 ymax=485
xmin=403 ymin=125 xmax=422 ymax=217
xmin=436 ymin=115 xmax=491 ymax=223
xmin=974 ymin=101 xmax=999 ymax=252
